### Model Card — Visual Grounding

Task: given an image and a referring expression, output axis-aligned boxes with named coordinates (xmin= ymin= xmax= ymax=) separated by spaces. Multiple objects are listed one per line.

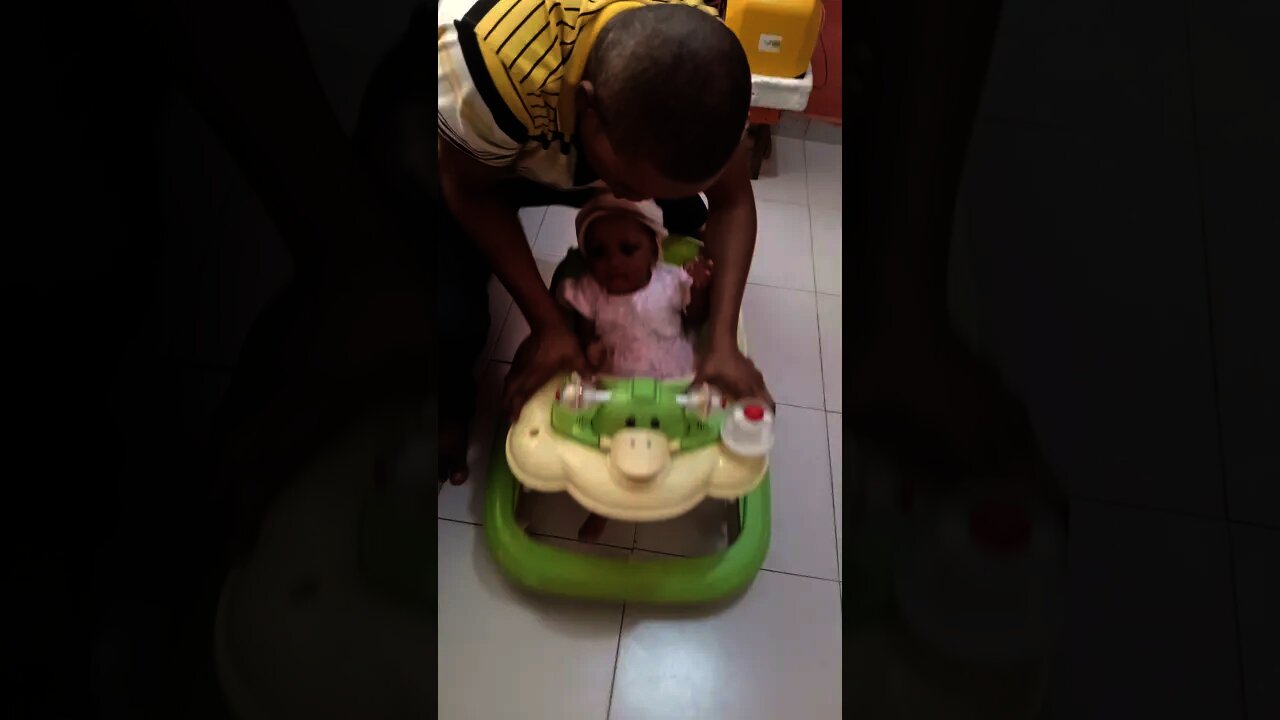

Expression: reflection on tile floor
xmin=438 ymin=131 xmax=844 ymax=719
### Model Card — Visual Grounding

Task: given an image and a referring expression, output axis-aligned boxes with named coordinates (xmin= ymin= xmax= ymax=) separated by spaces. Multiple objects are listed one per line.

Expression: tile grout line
xmin=530 ymin=206 xmax=548 ymax=239
xmin=634 ymin=546 xmax=840 ymax=584
xmin=1179 ymin=0 xmax=1229 ymax=523
xmin=810 ymin=255 xmax=832 ymax=414
xmin=751 ymin=197 xmax=813 ymax=209
xmin=804 ymin=143 xmax=843 ymax=576
xmin=802 ymin=139 xmax=814 ymax=211
xmin=436 ymin=516 xmax=641 ymax=553
xmin=482 ymin=289 xmax=518 ymax=368
xmin=1226 ymin=517 xmax=1280 ymax=534
xmin=824 ymin=412 xmax=842 ymax=582
xmin=605 ymin=602 xmax=627 ymax=720
xmin=758 ymin=565 xmax=844 ymax=585
xmin=442 ymin=515 xmax=846 ymax=585
xmin=775 ymin=400 xmax=835 ymax=412
xmin=439 ymin=517 xmax=480 ymax=528
xmin=751 ymin=133 xmax=809 ymax=208
xmin=802 ymin=139 xmax=821 ymax=302
xmin=1071 ymin=494 xmax=1277 ymax=532
xmin=520 ymin=206 xmax=549 ymax=251
xmin=1179 ymin=5 xmax=1248 ymax=710
xmin=531 ymin=208 xmax=554 ymax=257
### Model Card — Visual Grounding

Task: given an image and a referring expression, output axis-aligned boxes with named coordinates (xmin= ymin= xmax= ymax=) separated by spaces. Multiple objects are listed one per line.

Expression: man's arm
xmin=439 ymin=139 xmax=588 ymax=417
xmin=437 ymin=139 xmax=568 ymax=336
xmin=693 ymin=139 xmax=771 ymax=403
xmin=701 ymin=140 xmax=757 ymax=349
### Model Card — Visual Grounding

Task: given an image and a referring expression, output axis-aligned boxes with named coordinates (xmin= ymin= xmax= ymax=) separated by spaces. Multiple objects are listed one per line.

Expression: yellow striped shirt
xmin=438 ymin=0 xmax=717 ymax=188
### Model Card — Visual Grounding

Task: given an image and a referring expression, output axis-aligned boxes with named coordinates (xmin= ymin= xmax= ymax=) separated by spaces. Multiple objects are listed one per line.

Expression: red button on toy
xmin=744 ymin=405 xmax=765 ymax=422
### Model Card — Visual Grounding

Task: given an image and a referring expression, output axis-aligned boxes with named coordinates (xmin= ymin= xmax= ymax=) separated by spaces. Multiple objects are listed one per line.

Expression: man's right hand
xmin=503 ymin=323 xmax=591 ymax=421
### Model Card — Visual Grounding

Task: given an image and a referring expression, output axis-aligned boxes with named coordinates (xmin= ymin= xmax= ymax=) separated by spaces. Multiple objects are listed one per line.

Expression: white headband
xmin=574 ymin=194 xmax=666 ymax=256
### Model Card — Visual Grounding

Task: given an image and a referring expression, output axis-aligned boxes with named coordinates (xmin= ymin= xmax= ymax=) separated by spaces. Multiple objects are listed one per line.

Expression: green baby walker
xmin=484 ymin=236 xmax=773 ymax=604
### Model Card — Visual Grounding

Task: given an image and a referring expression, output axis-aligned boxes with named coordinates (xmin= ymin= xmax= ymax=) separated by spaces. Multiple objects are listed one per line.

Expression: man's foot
xmin=577 ymin=513 xmax=608 ymax=542
xmin=439 ymin=421 xmax=470 ymax=486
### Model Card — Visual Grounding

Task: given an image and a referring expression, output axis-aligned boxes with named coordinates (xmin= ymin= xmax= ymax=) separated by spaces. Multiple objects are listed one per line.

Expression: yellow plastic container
xmin=724 ymin=0 xmax=824 ymax=79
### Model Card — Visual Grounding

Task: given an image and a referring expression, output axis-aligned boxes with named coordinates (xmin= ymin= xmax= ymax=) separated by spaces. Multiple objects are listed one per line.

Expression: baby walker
xmin=484 ymin=236 xmax=773 ymax=603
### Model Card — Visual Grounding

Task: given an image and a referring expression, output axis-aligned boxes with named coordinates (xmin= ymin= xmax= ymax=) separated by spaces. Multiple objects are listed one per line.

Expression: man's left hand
xmin=694 ymin=341 xmax=773 ymax=407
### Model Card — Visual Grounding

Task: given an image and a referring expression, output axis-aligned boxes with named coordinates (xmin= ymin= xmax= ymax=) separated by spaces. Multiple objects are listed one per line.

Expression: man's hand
xmin=440 ymin=139 xmax=585 ymax=420
xmin=694 ymin=341 xmax=773 ymax=407
xmin=695 ymin=140 xmax=772 ymax=404
xmin=701 ymin=139 xmax=755 ymax=350
xmin=504 ymin=324 xmax=591 ymax=421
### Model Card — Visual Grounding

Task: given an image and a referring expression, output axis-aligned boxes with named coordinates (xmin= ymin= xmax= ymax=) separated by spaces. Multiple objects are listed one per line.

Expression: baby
xmin=548 ymin=194 xmax=713 ymax=541
xmin=558 ymin=194 xmax=713 ymax=379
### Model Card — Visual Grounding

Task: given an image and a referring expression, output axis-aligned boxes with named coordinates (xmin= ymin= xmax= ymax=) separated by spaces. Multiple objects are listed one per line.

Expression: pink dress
xmin=559 ymin=264 xmax=696 ymax=379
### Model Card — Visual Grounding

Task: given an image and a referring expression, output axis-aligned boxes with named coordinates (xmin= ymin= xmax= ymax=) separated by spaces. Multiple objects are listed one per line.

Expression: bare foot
xmin=577 ymin=513 xmax=608 ymax=542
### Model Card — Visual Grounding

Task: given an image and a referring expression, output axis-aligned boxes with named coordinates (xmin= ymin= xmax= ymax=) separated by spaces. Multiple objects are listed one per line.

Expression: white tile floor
xmin=437 ymin=130 xmax=844 ymax=720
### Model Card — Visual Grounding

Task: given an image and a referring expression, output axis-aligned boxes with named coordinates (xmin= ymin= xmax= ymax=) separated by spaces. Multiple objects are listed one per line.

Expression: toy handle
xmin=675 ymin=382 xmax=729 ymax=416
xmin=558 ymin=374 xmax=612 ymax=409
xmin=581 ymin=388 xmax=613 ymax=404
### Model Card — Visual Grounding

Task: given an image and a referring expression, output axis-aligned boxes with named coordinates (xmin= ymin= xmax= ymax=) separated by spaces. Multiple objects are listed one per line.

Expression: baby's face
xmin=583 ymin=214 xmax=658 ymax=295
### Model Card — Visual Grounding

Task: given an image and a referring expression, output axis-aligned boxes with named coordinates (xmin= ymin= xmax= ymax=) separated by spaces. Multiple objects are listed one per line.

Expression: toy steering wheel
xmin=553 ymin=373 xmax=775 ymax=460
xmin=503 ymin=374 xmax=773 ymax=523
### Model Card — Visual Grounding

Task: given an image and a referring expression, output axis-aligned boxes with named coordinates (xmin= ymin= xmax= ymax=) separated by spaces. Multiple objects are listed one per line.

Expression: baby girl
xmin=546 ymin=194 xmax=712 ymax=541
xmin=558 ymin=194 xmax=713 ymax=379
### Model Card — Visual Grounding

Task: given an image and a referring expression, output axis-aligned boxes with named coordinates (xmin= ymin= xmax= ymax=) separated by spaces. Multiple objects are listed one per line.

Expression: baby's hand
xmin=685 ymin=257 xmax=714 ymax=289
